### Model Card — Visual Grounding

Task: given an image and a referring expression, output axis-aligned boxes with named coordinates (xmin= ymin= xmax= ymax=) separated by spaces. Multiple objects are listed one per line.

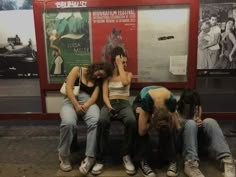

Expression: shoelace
xmin=188 ymin=163 xmax=203 ymax=176
xmin=141 ymin=161 xmax=153 ymax=174
xmin=168 ymin=162 xmax=177 ymax=172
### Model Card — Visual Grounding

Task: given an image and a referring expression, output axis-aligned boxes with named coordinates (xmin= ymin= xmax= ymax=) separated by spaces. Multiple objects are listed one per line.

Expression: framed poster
xmin=197 ymin=1 xmax=236 ymax=76
xmin=33 ymin=0 xmax=199 ymax=90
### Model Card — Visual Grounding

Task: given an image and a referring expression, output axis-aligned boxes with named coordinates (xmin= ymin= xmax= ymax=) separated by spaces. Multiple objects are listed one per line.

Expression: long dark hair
xmin=86 ymin=62 xmax=112 ymax=80
xmin=177 ymin=88 xmax=201 ymax=119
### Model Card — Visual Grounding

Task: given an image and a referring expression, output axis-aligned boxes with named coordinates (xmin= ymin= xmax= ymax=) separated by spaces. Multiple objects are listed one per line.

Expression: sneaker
xmin=222 ymin=157 xmax=235 ymax=177
xmin=79 ymin=156 xmax=95 ymax=175
xmin=140 ymin=160 xmax=156 ymax=177
xmin=91 ymin=162 xmax=104 ymax=175
xmin=123 ymin=155 xmax=136 ymax=175
xmin=58 ymin=153 xmax=72 ymax=172
xmin=167 ymin=162 xmax=178 ymax=177
xmin=184 ymin=160 xmax=205 ymax=177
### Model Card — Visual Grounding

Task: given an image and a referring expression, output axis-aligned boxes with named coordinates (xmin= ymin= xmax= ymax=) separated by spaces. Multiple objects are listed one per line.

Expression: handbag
xmin=60 ymin=68 xmax=82 ymax=96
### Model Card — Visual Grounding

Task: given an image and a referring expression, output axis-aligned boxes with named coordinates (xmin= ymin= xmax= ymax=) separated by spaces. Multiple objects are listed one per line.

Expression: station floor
xmin=0 ymin=120 xmax=235 ymax=177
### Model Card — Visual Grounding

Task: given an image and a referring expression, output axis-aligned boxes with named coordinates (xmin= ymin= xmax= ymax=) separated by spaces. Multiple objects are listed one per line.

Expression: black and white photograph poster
xmin=0 ymin=0 xmax=38 ymax=78
xmin=197 ymin=1 xmax=236 ymax=71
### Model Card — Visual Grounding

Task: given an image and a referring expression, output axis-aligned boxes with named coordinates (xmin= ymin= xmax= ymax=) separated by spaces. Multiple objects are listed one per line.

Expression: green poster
xmin=44 ymin=10 xmax=91 ymax=83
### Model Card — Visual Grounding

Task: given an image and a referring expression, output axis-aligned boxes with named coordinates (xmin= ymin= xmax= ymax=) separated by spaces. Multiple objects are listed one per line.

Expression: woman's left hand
xmin=115 ymin=55 xmax=124 ymax=66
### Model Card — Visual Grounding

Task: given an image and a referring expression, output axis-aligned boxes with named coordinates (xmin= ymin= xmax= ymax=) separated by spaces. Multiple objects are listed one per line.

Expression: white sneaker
xmin=79 ymin=156 xmax=95 ymax=175
xmin=58 ymin=153 xmax=72 ymax=172
xmin=140 ymin=160 xmax=156 ymax=177
xmin=91 ymin=162 xmax=104 ymax=175
xmin=123 ymin=155 xmax=136 ymax=175
xmin=184 ymin=160 xmax=205 ymax=177
xmin=223 ymin=157 xmax=235 ymax=177
xmin=167 ymin=162 xmax=178 ymax=177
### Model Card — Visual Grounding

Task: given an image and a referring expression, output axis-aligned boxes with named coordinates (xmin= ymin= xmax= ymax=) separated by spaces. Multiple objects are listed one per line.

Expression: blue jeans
xmin=58 ymin=92 xmax=99 ymax=158
xmin=96 ymin=99 xmax=137 ymax=161
xmin=182 ymin=118 xmax=231 ymax=161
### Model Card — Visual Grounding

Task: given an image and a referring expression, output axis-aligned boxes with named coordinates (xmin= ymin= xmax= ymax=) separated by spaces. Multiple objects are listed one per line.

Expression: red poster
xmin=91 ymin=8 xmax=137 ymax=75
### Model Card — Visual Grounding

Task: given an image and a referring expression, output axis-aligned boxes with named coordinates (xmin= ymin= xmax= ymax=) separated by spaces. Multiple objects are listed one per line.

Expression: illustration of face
xmin=226 ymin=20 xmax=234 ymax=30
xmin=201 ymin=23 xmax=211 ymax=33
xmin=209 ymin=16 xmax=217 ymax=26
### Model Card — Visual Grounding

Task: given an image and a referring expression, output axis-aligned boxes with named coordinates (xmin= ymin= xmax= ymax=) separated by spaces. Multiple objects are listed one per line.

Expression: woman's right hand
xmin=75 ymin=104 xmax=86 ymax=113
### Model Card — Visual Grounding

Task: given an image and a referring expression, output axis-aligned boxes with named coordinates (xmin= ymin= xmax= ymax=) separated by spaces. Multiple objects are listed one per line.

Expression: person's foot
xmin=166 ymin=162 xmax=178 ymax=177
xmin=222 ymin=156 xmax=235 ymax=177
xmin=79 ymin=156 xmax=95 ymax=175
xmin=123 ymin=155 xmax=136 ymax=175
xmin=140 ymin=160 xmax=156 ymax=177
xmin=184 ymin=160 xmax=205 ymax=177
xmin=58 ymin=153 xmax=72 ymax=172
xmin=91 ymin=162 xmax=104 ymax=175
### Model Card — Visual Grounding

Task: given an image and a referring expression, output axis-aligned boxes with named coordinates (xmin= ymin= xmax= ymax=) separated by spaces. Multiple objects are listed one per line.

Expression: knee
xmin=203 ymin=118 xmax=219 ymax=128
xmin=184 ymin=120 xmax=198 ymax=130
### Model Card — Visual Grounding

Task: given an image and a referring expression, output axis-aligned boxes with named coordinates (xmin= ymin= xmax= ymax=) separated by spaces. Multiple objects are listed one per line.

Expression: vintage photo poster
xmin=44 ymin=10 xmax=91 ymax=83
xmin=197 ymin=2 xmax=236 ymax=73
xmin=91 ymin=8 xmax=137 ymax=75
xmin=0 ymin=0 xmax=33 ymax=10
xmin=0 ymin=9 xmax=38 ymax=78
xmin=137 ymin=6 xmax=190 ymax=82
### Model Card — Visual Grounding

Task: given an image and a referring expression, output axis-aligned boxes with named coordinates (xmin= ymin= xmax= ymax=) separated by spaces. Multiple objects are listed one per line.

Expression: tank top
xmin=108 ymin=81 xmax=130 ymax=97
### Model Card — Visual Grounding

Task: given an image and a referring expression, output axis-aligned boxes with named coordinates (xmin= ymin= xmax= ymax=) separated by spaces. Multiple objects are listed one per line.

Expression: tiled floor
xmin=0 ymin=120 xmax=235 ymax=177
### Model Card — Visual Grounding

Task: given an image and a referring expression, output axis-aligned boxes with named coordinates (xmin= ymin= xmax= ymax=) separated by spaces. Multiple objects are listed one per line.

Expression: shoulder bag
xmin=60 ymin=68 xmax=82 ymax=96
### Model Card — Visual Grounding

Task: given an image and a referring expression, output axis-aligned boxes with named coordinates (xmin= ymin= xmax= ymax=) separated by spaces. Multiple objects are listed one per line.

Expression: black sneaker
xmin=140 ymin=160 xmax=156 ymax=177
xmin=167 ymin=162 xmax=178 ymax=177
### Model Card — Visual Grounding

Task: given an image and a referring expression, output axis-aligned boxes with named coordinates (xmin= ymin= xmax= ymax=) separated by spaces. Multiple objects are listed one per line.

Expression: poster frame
xmin=33 ymin=0 xmax=199 ymax=90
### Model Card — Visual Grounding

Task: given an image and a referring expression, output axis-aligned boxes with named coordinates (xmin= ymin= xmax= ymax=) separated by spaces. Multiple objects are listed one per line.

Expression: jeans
xmin=58 ymin=92 xmax=99 ymax=158
xmin=182 ymin=118 xmax=231 ymax=161
xmin=96 ymin=99 xmax=137 ymax=161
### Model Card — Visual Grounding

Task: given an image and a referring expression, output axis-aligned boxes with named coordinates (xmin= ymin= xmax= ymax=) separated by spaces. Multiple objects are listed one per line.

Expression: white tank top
xmin=108 ymin=81 xmax=130 ymax=97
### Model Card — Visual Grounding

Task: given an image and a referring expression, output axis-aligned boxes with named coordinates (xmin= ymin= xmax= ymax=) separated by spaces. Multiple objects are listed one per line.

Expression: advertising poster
xmin=91 ymin=8 xmax=137 ymax=75
xmin=137 ymin=6 xmax=190 ymax=82
xmin=0 ymin=0 xmax=38 ymax=78
xmin=197 ymin=1 xmax=236 ymax=75
xmin=44 ymin=10 xmax=91 ymax=83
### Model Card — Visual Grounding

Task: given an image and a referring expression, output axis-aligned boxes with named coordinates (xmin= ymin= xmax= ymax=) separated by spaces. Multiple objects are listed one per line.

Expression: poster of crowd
xmin=197 ymin=1 xmax=236 ymax=74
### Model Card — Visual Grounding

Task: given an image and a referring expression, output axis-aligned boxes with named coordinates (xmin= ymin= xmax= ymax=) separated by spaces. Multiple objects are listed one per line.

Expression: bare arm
xmin=138 ymin=108 xmax=151 ymax=136
xmin=171 ymin=112 xmax=181 ymax=129
xmin=116 ymin=56 xmax=131 ymax=86
xmin=102 ymin=79 xmax=112 ymax=110
xmin=82 ymin=86 xmax=99 ymax=110
xmin=66 ymin=66 xmax=84 ymax=112
xmin=229 ymin=33 xmax=236 ymax=61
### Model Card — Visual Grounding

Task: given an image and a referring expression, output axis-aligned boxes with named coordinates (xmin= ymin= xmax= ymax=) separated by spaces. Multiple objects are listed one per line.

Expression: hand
xmin=194 ymin=117 xmax=203 ymax=127
xmin=107 ymin=105 xmax=113 ymax=112
xmin=115 ymin=55 xmax=124 ymax=66
xmin=75 ymin=104 xmax=86 ymax=113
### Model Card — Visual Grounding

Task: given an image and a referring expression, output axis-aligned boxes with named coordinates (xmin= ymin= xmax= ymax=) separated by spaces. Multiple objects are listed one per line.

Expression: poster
xmin=91 ymin=8 xmax=138 ymax=75
xmin=137 ymin=6 xmax=190 ymax=82
xmin=44 ymin=10 xmax=91 ymax=83
xmin=0 ymin=9 xmax=38 ymax=78
xmin=197 ymin=1 xmax=236 ymax=75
